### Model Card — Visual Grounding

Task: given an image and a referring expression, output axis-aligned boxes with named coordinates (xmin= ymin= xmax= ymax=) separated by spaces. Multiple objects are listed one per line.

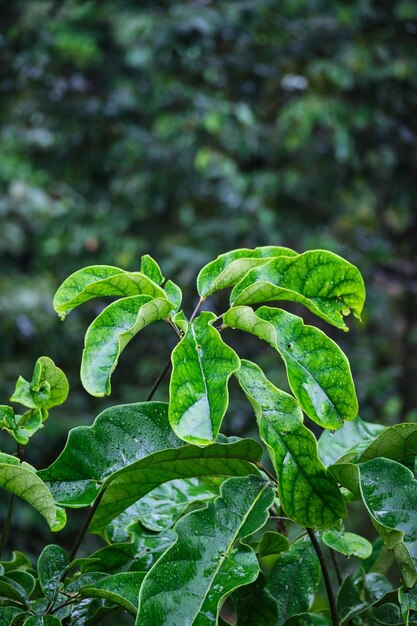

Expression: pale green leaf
xmin=318 ymin=417 xmax=385 ymax=466
xmin=169 ymin=311 xmax=240 ymax=444
xmin=140 ymin=254 xmax=164 ymax=284
xmin=250 ymin=530 xmax=290 ymax=557
xmin=81 ymin=295 xmax=175 ymax=396
xmin=322 ymin=530 xmax=372 ymax=559
xmin=236 ymin=360 xmax=346 ymax=529
xmin=80 ymin=572 xmax=145 ymax=615
xmin=163 ymin=279 xmax=182 ymax=309
xmin=39 ymin=402 xmax=182 ymax=507
xmin=357 ymin=423 xmax=417 ymax=464
xmin=89 ymin=438 xmax=263 ymax=533
xmin=266 ymin=535 xmax=321 ymax=625
xmin=10 ymin=357 xmax=69 ymax=411
xmin=230 ymin=249 xmax=365 ymax=330
xmin=136 ymin=475 xmax=274 ymax=626
xmin=197 ymin=246 xmax=297 ymax=297
xmin=224 ymin=306 xmax=358 ymax=429
xmin=53 ymin=265 xmax=166 ymax=318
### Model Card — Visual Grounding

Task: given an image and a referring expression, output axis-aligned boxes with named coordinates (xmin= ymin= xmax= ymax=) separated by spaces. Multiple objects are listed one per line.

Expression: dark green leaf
xmin=80 ymin=572 xmax=145 ymax=615
xmin=136 ymin=475 xmax=273 ymax=625
xmin=399 ymin=584 xmax=417 ymax=626
xmin=236 ymin=360 xmax=346 ymax=529
xmin=284 ymin=614 xmax=332 ymax=626
xmin=373 ymin=603 xmax=403 ymax=625
xmin=169 ymin=311 xmax=240 ymax=444
xmin=0 ymin=551 xmax=31 ymax=573
xmin=250 ymin=531 xmax=290 ymax=557
xmin=6 ymin=571 xmax=35 ymax=598
xmin=233 ymin=572 xmax=279 ymax=626
xmin=230 ymin=250 xmax=365 ymax=330
xmin=22 ymin=617 xmax=61 ymax=626
xmin=225 ymin=306 xmax=358 ymax=429
xmin=81 ymin=295 xmax=175 ymax=396
xmin=336 ymin=572 xmax=392 ymax=623
xmin=38 ymin=545 xmax=68 ymax=601
xmin=197 ymin=246 xmax=297 ymax=297
xmin=266 ymin=535 xmax=321 ymax=625
xmin=0 ymin=575 xmax=29 ymax=605
xmin=357 ymin=423 xmax=417 ymax=464
xmin=322 ymin=530 xmax=372 ymax=559
xmin=0 ymin=608 xmax=24 ymax=626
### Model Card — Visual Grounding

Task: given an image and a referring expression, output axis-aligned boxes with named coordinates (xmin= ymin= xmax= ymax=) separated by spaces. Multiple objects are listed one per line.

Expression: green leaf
xmin=136 ymin=475 xmax=274 ymax=626
xmin=169 ymin=311 xmax=240 ymax=444
xmin=22 ymin=617 xmax=61 ymax=626
xmin=197 ymin=246 xmax=297 ymax=297
xmin=358 ymin=458 xmax=417 ymax=587
xmin=39 ymin=402 xmax=182 ymax=507
xmin=163 ymin=279 xmax=182 ymax=309
xmin=89 ymin=438 xmax=263 ymax=533
xmin=250 ymin=531 xmax=290 ymax=557
xmin=285 ymin=614 xmax=332 ymax=626
xmin=373 ymin=603 xmax=403 ymax=625
xmin=140 ymin=254 xmax=164 ymax=285
xmin=225 ymin=306 xmax=358 ymax=429
xmin=0 ymin=608 xmax=24 ymax=626
xmin=336 ymin=572 xmax=392 ymax=623
xmin=80 ymin=572 xmax=145 ymax=615
xmin=6 ymin=571 xmax=36 ymax=598
xmin=53 ymin=265 xmax=167 ymax=319
xmin=236 ymin=360 xmax=346 ymax=529
xmin=266 ymin=535 xmax=321 ymax=625
xmin=81 ymin=295 xmax=175 ymax=396
xmin=357 ymin=423 xmax=417 ymax=464
xmin=322 ymin=530 xmax=372 ymax=559
xmin=233 ymin=572 xmax=279 ymax=626
xmin=0 ymin=406 xmax=42 ymax=445
xmin=0 ymin=463 xmax=64 ymax=531
xmin=0 ymin=551 xmax=31 ymax=573
xmin=318 ymin=417 xmax=385 ymax=466
xmin=399 ymin=584 xmax=417 ymax=626
xmin=230 ymin=249 xmax=365 ymax=331
xmin=38 ymin=545 xmax=68 ymax=601
xmin=0 ymin=575 xmax=29 ymax=605
xmin=10 ymin=357 xmax=69 ymax=411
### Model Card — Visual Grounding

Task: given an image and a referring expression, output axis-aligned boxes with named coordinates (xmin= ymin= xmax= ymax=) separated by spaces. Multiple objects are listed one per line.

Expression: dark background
xmin=1 ymin=0 xmax=417 ymax=557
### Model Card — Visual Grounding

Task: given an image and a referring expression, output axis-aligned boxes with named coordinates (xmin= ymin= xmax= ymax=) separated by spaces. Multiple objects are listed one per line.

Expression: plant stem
xmin=145 ymin=356 xmax=172 ymax=401
xmin=0 ymin=494 xmax=15 ymax=558
xmin=330 ymin=547 xmax=343 ymax=585
xmin=68 ymin=490 xmax=105 ymax=563
xmin=307 ymin=528 xmax=339 ymax=626
xmin=259 ymin=463 xmax=277 ymax=483
xmin=190 ymin=296 xmax=205 ymax=322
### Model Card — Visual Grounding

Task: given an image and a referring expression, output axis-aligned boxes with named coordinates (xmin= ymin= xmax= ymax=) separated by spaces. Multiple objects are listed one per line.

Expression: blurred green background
xmin=1 ymin=0 xmax=417 ymax=556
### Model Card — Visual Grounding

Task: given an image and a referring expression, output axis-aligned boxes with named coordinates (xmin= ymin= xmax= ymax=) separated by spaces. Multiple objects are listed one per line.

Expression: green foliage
xmin=1 ymin=246 xmax=417 ymax=624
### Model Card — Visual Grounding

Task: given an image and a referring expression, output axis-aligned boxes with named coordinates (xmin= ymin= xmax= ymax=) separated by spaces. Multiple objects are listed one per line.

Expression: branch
xmin=307 ymin=528 xmax=339 ymax=626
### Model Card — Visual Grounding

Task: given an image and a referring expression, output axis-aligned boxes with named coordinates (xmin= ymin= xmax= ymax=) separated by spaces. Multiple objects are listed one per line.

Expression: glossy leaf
xmin=0 ymin=551 xmax=31 ymax=574
xmin=163 ymin=279 xmax=182 ymax=310
xmin=357 ymin=423 xmax=417 ymax=464
xmin=225 ymin=306 xmax=357 ymax=429
xmin=38 ymin=545 xmax=68 ymax=601
xmin=322 ymin=530 xmax=372 ymax=559
xmin=197 ymin=246 xmax=297 ymax=297
xmin=236 ymin=360 xmax=346 ymax=529
xmin=399 ymin=584 xmax=417 ymax=626
xmin=169 ymin=311 xmax=240 ymax=444
xmin=230 ymin=249 xmax=365 ymax=330
xmin=10 ymin=356 xmax=68 ymax=411
xmin=53 ymin=265 xmax=166 ymax=318
xmin=39 ymin=402 xmax=182 ymax=507
xmin=0 ymin=406 xmax=42 ymax=445
xmin=80 ymin=572 xmax=145 ymax=615
xmin=336 ymin=572 xmax=392 ymax=623
xmin=251 ymin=531 xmax=290 ymax=557
xmin=285 ymin=614 xmax=331 ymax=626
xmin=136 ymin=475 xmax=274 ymax=625
xmin=0 ymin=575 xmax=29 ymax=605
xmin=90 ymin=438 xmax=263 ymax=533
xmin=7 ymin=571 xmax=36 ymax=598
xmin=81 ymin=295 xmax=175 ymax=396
xmin=233 ymin=573 xmax=279 ymax=626
xmin=22 ymin=617 xmax=61 ymax=626
xmin=373 ymin=603 xmax=403 ymax=625
xmin=318 ymin=417 xmax=385 ymax=466
xmin=0 ymin=608 xmax=24 ymax=626
xmin=0 ymin=463 xmax=64 ymax=531
xmin=266 ymin=535 xmax=321 ymax=625
xmin=140 ymin=254 xmax=164 ymax=285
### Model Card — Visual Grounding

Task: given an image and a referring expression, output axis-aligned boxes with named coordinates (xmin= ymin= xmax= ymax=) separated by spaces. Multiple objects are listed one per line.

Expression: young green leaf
xmin=230 ymin=249 xmax=365 ymax=330
xmin=81 ymin=295 xmax=175 ymax=396
xmin=10 ymin=356 xmax=69 ymax=411
xmin=37 ymin=545 xmax=68 ymax=602
xmin=140 ymin=254 xmax=164 ymax=285
xmin=266 ymin=535 xmax=321 ymax=625
xmin=39 ymin=402 xmax=182 ymax=507
xmin=0 ymin=463 xmax=65 ymax=531
xmin=163 ymin=279 xmax=182 ymax=310
xmin=233 ymin=572 xmax=279 ymax=626
xmin=169 ymin=311 xmax=240 ymax=444
xmin=224 ymin=306 xmax=358 ymax=429
xmin=197 ymin=246 xmax=297 ymax=297
xmin=53 ymin=265 xmax=167 ymax=318
xmin=321 ymin=530 xmax=372 ymax=559
xmin=0 ymin=406 xmax=42 ymax=445
xmin=318 ymin=416 xmax=385 ymax=466
xmin=236 ymin=360 xmax=346 ymax=529
xmin=80 ymin=572 xmax=146 ymax=615
xmin=136 ymin=475 xmax=274 ymax=626
xmin=89 ymin=438 xmax=263 ymax=533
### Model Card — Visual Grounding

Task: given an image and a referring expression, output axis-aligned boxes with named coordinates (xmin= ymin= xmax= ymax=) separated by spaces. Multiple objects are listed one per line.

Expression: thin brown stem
xmin=145 ymin=357 xmax=172 ymax=401
xmin=190 ymin=296 xmax=205 ymax=322
xmin=259 ymin=464 xmax=277 ymax=483
xmin=307 ymin=528 xmax=339 ymax=626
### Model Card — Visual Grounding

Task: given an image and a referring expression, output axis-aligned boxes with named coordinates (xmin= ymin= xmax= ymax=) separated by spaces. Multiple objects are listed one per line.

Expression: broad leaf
xmin=136 ymin=475 xmax=274 ymax=626
xmin=336 ymin=572 xmax=392 ymax=623
xmin=22 ymin=617 xmax=61 ymax=626
xmin=0 ymin=551 xmax=32 ymax=573
xmin=89 ymin=438 xmax=263 ymax=532
xmin=225 ymin=306 xmax=358 ymax=429
xmin=163 ymin=279 xmax=182 ymax=310
xmin=285 ymin=614 xmax=331 ymax=626
xmin=250 ymin=531 xmax=290 ymax=557
xmin=169 ymin=311 xmax=240 ymax=444
xmin=233 ymin=573 xmax=279 ymax=626
xmin=322 ymin=530 xmax=372 ymax=559
xmin=7 ymin=571 xmax=35 ymax=598
xmin=266 ymin=535 xmax=321 ymax=625
xmin=80 ymin=572 xmax=145 ymax=615
xmin=10 ymin=356 xmax=68 ymax=411
xmin=39 ymin=402 xmax=182 ymax=507
xmin=0 ymin=608 xmax=24 ymax=626
xmin=0 ymin=575 xmax=29 ymax=605
xmin=197 ymin=246 xmax=297 ymax=297
xmin=53 ymin=265 xmax=166 ymax=318
xmin=236 ymin=360 xmax=346 ymax=529
xmin=357 ymin=423 xmax=417 ymax=464
xmin=318 ymin=417 xmax=385 ymax=466
xmin=81 ymin=295 xmax=175 ymax=396
xmin=0 ymin=463 xmax=64 ymax=531
xmin=140 ymin=254 xmax=164 ymax=285
xmin=230 ymin=249 xmax=365 ymax=330
xmin=399 ymin=584 xmax=417 ymax=626
xmin=38 ymin=545 xmax=68 ymax=601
